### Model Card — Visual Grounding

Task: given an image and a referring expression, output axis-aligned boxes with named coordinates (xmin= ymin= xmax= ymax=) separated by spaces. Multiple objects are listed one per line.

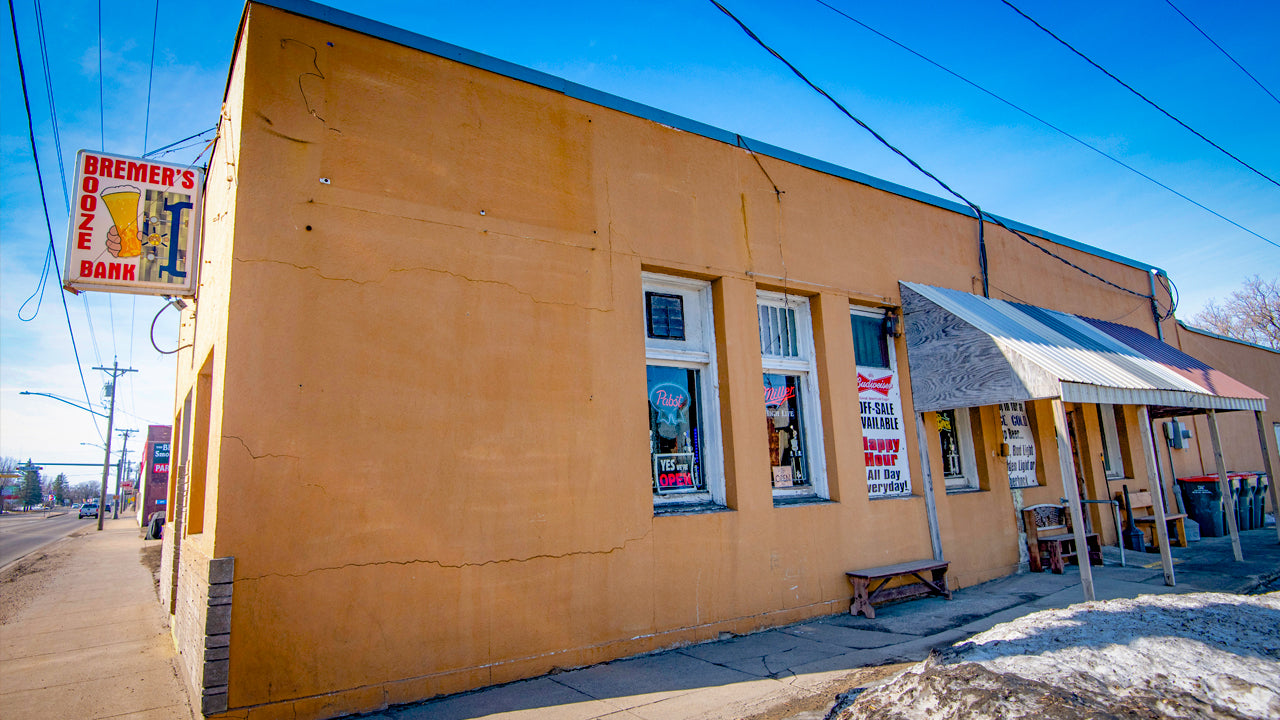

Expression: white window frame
xmin=644 ymin=273 xmax=725 ymax=509
xmin=940 ymin=408 xmax=980 ymax=492
xmin=1098 ymin=403 xmax=1125 ymax=479
xmin=757 ymin=290 xmax=827 ymax=500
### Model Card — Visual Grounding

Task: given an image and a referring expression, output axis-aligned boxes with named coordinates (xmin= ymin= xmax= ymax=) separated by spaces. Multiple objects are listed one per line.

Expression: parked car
xmin=79 ymin=504 xmax=99 ymax=519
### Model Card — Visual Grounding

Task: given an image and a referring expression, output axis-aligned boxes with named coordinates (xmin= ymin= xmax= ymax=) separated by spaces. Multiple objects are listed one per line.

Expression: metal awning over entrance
xmin=900 ymin=282 xmax=1267 ymax=415
xmin=899 ymin=282 xmax=1272 ymax=601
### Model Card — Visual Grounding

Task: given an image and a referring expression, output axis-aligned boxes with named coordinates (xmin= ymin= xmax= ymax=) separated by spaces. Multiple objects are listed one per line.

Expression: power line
xmin=96 ymin=0 xmax=103 ymax=151
xmin=812 ymin=0 xmax=1277 ymax=250
xmin=707 ymin=0 xmax=1152 ymax=303
xmin=7 ymin=0 xmax=102 ymax=440
xmin=1164 ymin=0 xmax=1279 ymax=109
xmin=32 ymin=0 xmax=66 ymax=208
xmin=1002 ymin=0 xmax=1280 ymax=190
xmin=142 ymin=126 xmax=217 ymax=158
xmin=142 ymin=0 xmax=159 ymax=153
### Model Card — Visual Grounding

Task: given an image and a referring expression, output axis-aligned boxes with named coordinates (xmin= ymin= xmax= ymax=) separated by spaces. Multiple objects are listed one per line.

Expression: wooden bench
xmin=1023 ymin=504 xmax=1102 ymax=574
xmin=1120 ymin=490 xmax=1188 ymax=549
xmin=846 ymin=559 xmax=950 ymax=619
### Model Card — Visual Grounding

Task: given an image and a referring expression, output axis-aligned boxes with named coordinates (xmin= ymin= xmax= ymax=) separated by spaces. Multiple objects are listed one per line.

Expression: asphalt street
xmin=0 ymin=511 xmax=92 ymax=568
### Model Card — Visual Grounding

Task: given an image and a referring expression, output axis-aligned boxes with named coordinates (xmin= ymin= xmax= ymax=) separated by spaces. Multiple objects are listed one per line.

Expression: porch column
xmin=1137 ymin=406 xmax=1175 ymax=585
xmin=1052 ymin=398 xmax=1094 ymax=601
xmin=1256 ymin=411 xmax=1280 ymax=544
xmin=915 ymin=413 xmax=944 ymax=561
xmin=1207 ymin=409 xmax=1244 ymax=561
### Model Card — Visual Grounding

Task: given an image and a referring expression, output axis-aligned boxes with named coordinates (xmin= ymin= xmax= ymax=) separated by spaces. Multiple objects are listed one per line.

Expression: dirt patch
xmin=139 ymin=544 xmax=162 ymax=591
xmin=742 ymin=662 xmax=912 ymax=720
xmin=0 ymin=540 xmax=75 ymax=625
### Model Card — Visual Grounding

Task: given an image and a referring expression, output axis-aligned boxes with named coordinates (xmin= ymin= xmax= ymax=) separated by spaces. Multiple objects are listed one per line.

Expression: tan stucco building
xmin=156 ymin=2 xmax=1279 ymax=717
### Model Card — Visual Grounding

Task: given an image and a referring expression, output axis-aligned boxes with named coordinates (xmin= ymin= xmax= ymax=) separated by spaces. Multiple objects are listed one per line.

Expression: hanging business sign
xmin=63 ymin=150 xmax=203 ymax=296
xmin=859 ymin=368 xmax=911 ymax=498
xmin=1001 ymin=401 xmax=1038 ymax=488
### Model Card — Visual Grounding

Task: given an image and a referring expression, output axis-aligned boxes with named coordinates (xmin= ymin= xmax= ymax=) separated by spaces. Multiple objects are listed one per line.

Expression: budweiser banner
xmin=859 ymin=367 xmax=911 ymax=498
xmin=63 ymin=150 xmax=204 ymax=296
xmin=1001 ymin=402 xmax=1038 ymax=488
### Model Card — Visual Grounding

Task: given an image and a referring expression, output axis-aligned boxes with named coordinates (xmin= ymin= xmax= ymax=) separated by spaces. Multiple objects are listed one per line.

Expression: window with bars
xmin=757 ymin=291 xmax=826 ymax=500
xmin=759 ymin=304 xmax=800 ymax=358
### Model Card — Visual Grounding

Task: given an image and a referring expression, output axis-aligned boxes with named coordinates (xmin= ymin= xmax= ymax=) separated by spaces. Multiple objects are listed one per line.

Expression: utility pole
xmin=93 ymin=360 xmax=137 ymax=531
xmin=113 ymin=429 xmax=137 ymax=520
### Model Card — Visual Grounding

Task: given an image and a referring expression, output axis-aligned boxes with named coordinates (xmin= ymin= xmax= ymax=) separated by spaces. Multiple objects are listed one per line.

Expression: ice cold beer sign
xmin=1001 ymin=402 xmax=1038 ymax=488
xmin=63 ymin=150 xmax=203 ymax=296
xmin=859 ymin=370 xmax=911 ymax=498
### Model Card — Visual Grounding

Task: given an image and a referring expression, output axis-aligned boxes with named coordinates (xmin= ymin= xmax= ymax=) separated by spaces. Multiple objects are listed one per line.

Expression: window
xmin=1098 ymin=404 xmax=1125 ymax=479
xmin=850 ymin=312 xmax=890 ymax=369
xmin=646 ymin=292 xmax=685 ymax=340
xmin=852 ymin=307 xmax=911 ymax=499
xmin=644 ymin=274 xmax=723 ymax=509
xmin=938 ymin=408 xmax=979 ymax=491
xmin=758 ymin=291 xmax=826 ymax=500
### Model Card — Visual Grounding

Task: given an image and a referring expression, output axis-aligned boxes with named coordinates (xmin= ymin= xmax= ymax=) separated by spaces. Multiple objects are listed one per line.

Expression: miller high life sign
xmin=63 ymin=150 xmax=204 ymax=296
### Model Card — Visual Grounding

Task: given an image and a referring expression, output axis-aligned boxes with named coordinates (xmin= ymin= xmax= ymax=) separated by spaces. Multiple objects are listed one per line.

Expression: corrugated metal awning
xmin=900 ymin=282 xmax=1267 ymax=415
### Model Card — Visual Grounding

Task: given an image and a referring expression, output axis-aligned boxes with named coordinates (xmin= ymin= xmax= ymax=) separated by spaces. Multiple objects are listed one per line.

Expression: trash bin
xmin=1230 ymin=475 xmax=1250 ymax=531
xmin=1178 ymin=476 xmax=1226 ymax=537
xmin=1246 ymin=475 xmax=1261 ymax=530
xmin=145 ymin=511 xmax=165 ymax=540
xmin=1256 ymin=475 xmax=1270 ymax=528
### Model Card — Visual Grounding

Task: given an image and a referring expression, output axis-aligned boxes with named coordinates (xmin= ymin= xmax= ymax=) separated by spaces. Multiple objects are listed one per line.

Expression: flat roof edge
xmin=1177 ymin=320 xmax=1280 ymax=355
xmin=252 ymin=0 xmax=1163 ymax=277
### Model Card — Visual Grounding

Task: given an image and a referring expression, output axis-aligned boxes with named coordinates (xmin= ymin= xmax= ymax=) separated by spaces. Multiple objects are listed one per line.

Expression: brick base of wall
xmin=173 ymin=544 xmax=234 ymax=716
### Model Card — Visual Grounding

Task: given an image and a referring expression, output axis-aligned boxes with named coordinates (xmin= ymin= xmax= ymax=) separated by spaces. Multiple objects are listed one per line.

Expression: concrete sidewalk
xmin=0 ymin=516 xmax=193 ymax=720
xmin=361 ymin=527 xmax=1280 ymax=720
xmin=0 ymin=518 xmax=1275 ymax=720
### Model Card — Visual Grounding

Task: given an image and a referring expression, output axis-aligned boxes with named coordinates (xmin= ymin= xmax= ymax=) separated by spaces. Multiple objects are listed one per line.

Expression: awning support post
xmin=1138 ymin=406 xmax=1175 ymax=585
xmin=1254 ymin=411 xmax=1279 ymax=544
xmin=1052 ymin=398 xmax=1094 ymax=601
xmin=915 ymin=413 xmax=944 ymax=562
xmin=1207 ymin=409 xmax=1244 ymax=561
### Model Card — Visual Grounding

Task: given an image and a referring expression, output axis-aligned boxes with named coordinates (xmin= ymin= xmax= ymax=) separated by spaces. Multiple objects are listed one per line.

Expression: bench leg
xmin=1048 ymin=541 xmax=1065 ymax=574
xmin=850 ymin=577 xmax=874 ymax=619
xmin=1028 ymin=540 xmax=1043 ymax=573
xmin=1171 ymin=519 xmax=1187 ymax=548
xmin=1087 ymin=536 xmax=1103 ymax=566
xmin=931 ymin=567 xmax=952 ymax=600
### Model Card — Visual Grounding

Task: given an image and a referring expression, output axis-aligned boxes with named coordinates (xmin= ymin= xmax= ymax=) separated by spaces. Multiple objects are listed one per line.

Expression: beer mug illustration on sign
xmin=101 ymin=185 xmax=142 ymax=258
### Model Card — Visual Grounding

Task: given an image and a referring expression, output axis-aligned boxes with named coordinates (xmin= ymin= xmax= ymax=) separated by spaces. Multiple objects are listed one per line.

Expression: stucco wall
xmin=170 ymin=5 xmax=1223 ymax=718
xmin=1168 ymin=324 xmax=1279 ymax=482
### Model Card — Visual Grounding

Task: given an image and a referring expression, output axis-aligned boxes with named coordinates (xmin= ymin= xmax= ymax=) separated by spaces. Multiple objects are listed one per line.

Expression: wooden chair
xmin=1023 ymin=504 xmax=1102 ymax=574
xmin=1118 ymin=490 xmax=1188 ymax=549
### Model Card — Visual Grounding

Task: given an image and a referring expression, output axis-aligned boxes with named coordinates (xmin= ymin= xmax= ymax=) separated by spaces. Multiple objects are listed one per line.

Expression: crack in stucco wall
xmin=232 ymin=256 xmax=613 ymax=312
xmin=223 ymin=434 xmax=301 ymax=461
xmin=235 ymin=528 xmax=653 ymax=582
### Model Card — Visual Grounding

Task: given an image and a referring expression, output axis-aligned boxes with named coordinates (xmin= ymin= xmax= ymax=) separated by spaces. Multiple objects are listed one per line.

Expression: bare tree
xmin=1 ymin=457 xmax=17 ymax=511
xmin=1192 ymin=276 xmax=1280 ymax=350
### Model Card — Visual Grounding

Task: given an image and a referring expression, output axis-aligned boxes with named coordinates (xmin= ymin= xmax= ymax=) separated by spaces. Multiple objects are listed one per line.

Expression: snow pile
xmin=842 ymin=592 xmax=1280 ymax=720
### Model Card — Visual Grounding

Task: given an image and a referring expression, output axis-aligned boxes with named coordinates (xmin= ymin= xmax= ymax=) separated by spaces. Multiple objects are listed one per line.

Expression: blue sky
xmin=2 ymin=0 xmax=1277 ymax=473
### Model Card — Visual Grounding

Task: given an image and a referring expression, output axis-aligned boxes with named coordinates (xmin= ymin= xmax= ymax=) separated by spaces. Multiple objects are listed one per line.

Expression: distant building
xmin=137 ymin=425 xmax=171 ymax=525
xmin=155 ymin=2 xmax=1278 ymax=718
